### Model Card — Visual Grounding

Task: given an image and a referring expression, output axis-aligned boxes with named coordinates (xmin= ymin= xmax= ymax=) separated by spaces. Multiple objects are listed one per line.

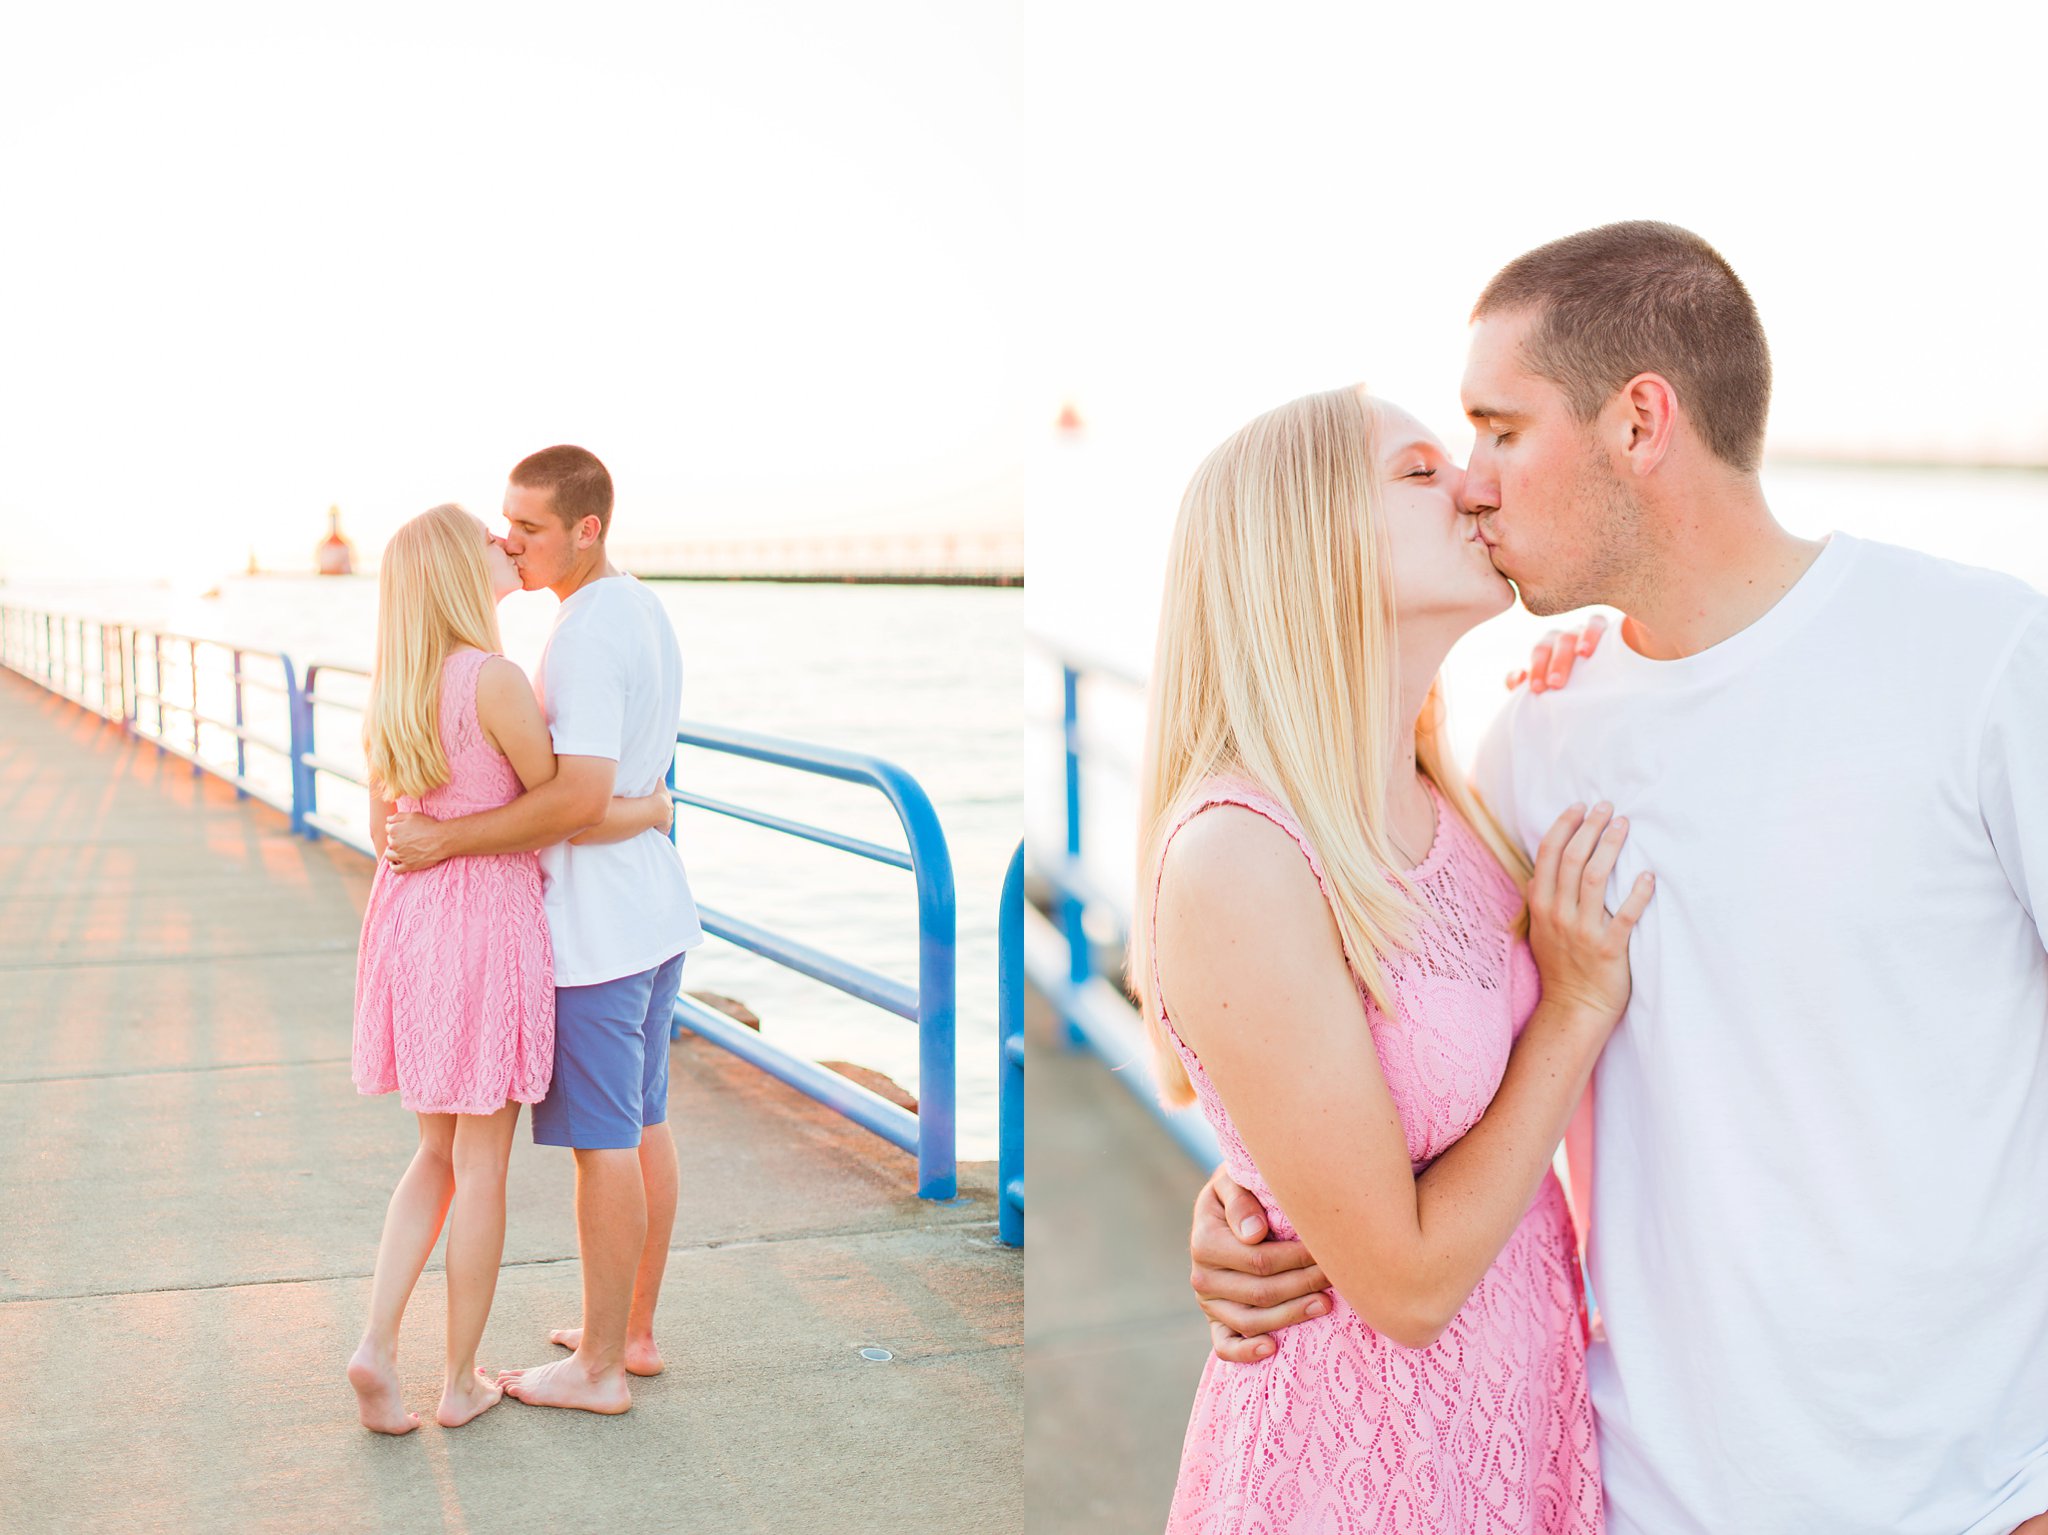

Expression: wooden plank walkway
xmin=0 ymin=668 xmax=1019 ymax=1534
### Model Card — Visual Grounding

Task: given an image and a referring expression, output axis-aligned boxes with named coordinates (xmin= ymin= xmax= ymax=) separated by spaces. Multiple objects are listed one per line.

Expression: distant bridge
xmin=612 ymin=528 xmax=1022 ymax=587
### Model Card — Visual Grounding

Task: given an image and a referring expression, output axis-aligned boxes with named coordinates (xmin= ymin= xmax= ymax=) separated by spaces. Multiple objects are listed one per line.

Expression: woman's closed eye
xmin=1405 ymin=466 xmax=1437 ymax=480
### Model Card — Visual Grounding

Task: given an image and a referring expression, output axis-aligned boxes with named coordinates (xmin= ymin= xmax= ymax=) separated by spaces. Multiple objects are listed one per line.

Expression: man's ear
xmin=1615 ymin=371 xmax=1680 ymax=478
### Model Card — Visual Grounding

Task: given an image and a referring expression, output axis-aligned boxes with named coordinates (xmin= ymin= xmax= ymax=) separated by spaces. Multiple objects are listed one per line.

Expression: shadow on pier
xmin=0 ymin=670 xmax=1019 ymax=1534
xmin=1024 ymin=983 xmax=1211 ymax=1533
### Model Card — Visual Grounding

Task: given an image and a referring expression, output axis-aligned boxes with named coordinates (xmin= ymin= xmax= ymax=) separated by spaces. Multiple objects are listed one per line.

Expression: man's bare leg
xmin=498 ymin=1145 xmax=643 ymax=1413
xmin=549 ymin=1122 xmax=676 ymax=1375
xmin=347 ymin=1115 xmax=457 ymax=1434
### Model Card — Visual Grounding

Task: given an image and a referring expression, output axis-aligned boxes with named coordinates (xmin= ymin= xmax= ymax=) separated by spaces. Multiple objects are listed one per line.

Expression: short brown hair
xmin=509 ymin=445 xmax=614 ymax=538
xmin=1472 ymin=221 xmax=1771 ymax=472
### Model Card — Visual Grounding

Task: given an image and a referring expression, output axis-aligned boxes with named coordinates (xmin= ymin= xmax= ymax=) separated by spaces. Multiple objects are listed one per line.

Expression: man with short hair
xmin=385 ymin=444 xmax=701 ymax=1414
xmin=1190 ymin=223 xmax=2048 ymax=1533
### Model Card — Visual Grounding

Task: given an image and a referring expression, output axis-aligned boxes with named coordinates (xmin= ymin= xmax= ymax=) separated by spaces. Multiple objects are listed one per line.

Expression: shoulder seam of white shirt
xmin=1967 ymin=599 xmax=2048 ymax=804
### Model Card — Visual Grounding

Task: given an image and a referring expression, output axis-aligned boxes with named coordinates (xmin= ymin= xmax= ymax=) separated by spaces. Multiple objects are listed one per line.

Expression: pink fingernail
xmin=1306 ymin=1298 xmax=1328 ymax=1317
xmin=1255 ymin=1342 xmax=1273 ymax=1358
xmin=1239 ymin=1218 xmax=1261 ymax=1239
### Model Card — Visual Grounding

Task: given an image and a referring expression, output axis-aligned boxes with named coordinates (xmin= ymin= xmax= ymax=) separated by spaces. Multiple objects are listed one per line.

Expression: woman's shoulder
xmin=470 ymin=654 xmax=535 ymax=724
xmin=1159 ymin=792 xmax=1325 ymax=928
xmin=472 ymin=652 xmax=525 ymax=687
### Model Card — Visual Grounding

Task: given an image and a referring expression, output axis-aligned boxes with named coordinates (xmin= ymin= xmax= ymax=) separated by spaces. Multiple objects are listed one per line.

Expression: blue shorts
xmin=531 ymin=952 xmax=687 ymax=1150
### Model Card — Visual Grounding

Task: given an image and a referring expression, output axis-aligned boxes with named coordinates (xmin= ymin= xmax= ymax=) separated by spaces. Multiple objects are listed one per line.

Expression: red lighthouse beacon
xmin=316 ymin=506 xmax=356 ymax=576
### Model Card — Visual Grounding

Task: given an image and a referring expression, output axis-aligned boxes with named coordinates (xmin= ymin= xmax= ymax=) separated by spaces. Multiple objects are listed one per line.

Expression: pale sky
xmin=1019 ymin=1 xmax=2048 ymax=473
xmin=8 ymin=5 xmax=2043 ymax=590
xmin=0 ymin=2 xmax=1019 ymax=585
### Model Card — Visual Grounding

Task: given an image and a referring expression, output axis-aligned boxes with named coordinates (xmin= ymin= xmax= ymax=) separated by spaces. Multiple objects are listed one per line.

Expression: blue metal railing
xmin=1026 ymin=640 xmax=1223 ymax=1170
xmin=1 ymin=604 xmax=969 ymax=1202
xmin=998 ymin=841 xmax=1023 ymax=1246
xmin=662 ymin=720 xmax=957 ymax=1201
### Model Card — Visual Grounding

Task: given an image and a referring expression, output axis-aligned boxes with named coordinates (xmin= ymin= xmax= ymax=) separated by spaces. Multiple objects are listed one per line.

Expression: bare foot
xmin=548 ymin=1326 xmax=664 ymax=1377
xmin=496 ymin=1356 xmax=633 ymax=1415
xmin=436 ymin=1366 xmax=505 ymax=1428
xmin=347 ymin=1342 xmax=420 ymax=1435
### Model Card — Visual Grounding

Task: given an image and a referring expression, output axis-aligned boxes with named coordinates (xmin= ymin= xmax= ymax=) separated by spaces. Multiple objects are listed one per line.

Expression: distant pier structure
xmin=617 ymin=527 xmax=1022 ymax=587
xmin=315 ymin=505 xmax=355 ymax=575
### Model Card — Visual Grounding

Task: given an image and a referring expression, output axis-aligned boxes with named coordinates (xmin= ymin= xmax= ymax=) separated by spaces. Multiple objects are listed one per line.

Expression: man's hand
xmin=383 ymin=811 xmax=452 ymax=874
xmin=1189 ymin=1166 xmax=1334 ymax=1363
xmin=1506 ymin=614 xmax=1607 ymax=693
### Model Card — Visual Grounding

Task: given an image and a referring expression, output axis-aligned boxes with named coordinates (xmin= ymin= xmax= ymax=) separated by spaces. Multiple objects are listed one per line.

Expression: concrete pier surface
xmin=0 ymin=670 xmax=1020 ymax=1535
xmin=1023 ymin=989 xmax=1211 ymax=1533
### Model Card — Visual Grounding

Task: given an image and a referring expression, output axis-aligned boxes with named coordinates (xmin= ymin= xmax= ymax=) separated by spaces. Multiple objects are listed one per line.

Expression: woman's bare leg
xmin=348 ymin=1114 xmax=458 ymax=1434
xmin=436 ymin=1102 xmax=521 ymax=1427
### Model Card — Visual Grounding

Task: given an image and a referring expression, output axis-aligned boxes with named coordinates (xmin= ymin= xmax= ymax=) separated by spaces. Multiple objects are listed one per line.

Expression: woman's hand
xmin=1525 ymin=802 xmax=1655 ymax=1026
xmin=1507 ymin=614 xmax=1607 ymax=693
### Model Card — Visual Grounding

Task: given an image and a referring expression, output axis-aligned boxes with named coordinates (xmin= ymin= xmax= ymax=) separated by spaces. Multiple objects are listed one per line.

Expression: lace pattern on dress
xmin=1153 ymin=776 xmax=1600 ymax=1534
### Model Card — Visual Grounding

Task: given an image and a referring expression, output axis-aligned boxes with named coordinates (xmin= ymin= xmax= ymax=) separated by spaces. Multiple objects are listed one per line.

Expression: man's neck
xmin=1616 ymin=483 xmax=1825 ymax=661
xmin=550 ymin=550 xmax=619 ymax=603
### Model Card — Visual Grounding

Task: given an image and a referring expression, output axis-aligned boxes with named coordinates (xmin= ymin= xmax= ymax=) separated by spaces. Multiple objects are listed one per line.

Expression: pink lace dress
xmin=1160 ymin=778 xmax=1601 ymax=1535
xmin=352 ymin=649 xmax=555 ymax=1116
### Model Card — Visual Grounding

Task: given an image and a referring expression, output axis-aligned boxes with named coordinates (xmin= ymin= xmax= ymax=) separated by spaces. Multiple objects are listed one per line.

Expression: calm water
xmin=1028 ymin=454 xmax=2048 ymax=921
xmin=7 ymin=575 xmax=1020 ymax=1159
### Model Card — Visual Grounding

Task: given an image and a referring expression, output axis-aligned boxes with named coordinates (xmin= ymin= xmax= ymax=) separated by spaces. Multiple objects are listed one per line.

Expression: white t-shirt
xmin=1473 ymin=533 xmax=2048 ymax=1535
xmin=534 ymin=574 xmax=704 ymax=986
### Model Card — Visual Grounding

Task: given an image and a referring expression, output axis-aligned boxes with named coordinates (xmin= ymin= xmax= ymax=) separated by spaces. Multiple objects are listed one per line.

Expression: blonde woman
xmin=346 ymin=504 xmax=670 ymax=1434
xmin=1137 ymin=389 xmax=1655 ymax=1531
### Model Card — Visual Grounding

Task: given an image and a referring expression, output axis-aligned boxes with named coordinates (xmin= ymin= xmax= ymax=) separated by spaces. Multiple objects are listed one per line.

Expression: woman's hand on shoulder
xmin=1524 ymin=802 xmax=1654 ymax=1028
xmin=1506 ymin=614 xmax=1606 ymax=693
xmin=474 ymin=657 xmax=558 ymax=792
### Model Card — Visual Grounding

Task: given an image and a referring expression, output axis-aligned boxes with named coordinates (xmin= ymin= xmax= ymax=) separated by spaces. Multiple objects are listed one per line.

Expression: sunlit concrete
xmin=0 ymin=672 xmax=1019 ymax=1534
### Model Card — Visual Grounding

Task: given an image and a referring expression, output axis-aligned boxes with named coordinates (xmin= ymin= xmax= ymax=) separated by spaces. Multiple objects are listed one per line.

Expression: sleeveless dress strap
xmin=451 ymin=648 xmax=498 ymax=756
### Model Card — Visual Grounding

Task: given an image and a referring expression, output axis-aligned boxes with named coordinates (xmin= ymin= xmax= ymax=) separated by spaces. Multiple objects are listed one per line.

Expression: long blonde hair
xmin=364 ymin=503 xmax=503 ymax=800
xmin=1130 ymin=386 xmax=1531 ymax=1107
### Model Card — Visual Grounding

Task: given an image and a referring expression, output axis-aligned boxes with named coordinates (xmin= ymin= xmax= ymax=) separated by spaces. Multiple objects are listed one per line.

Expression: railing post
xmin=124 ymin=628 xmax=138 ymax=734
xmin=151 ymin=633 xmax=165 ymax=754
xmin=1060 ymin=664 xmax=1092 ymax=1046
xmin=189 ymin=637 xmax=202 ymax=777
xmin=998 ymin=842 xmax=1024 ymax=1247
xmin=283 ymin=658 xmax=308 ymax=838
xmin=297 ymin=663 xmax=321 ymax=841
xmin=230 ymin=648 xmax=248 ymax=798
xmin=906 ymin=783 xmax=958 ymax=1202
